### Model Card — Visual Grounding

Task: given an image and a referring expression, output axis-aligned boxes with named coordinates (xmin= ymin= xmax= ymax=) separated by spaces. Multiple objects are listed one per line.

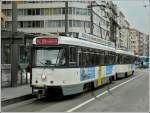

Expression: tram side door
xmin=98 ymin=65 xmax=103 ymax=86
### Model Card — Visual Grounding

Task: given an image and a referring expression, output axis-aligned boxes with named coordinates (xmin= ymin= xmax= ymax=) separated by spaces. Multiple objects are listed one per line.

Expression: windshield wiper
xmin=40 ymin=60 xmax=54 ymax=67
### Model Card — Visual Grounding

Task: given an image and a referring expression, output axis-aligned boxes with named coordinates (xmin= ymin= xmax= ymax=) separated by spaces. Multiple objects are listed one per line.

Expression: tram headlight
xmin=41 ymin=74 xmax=46 ymax=80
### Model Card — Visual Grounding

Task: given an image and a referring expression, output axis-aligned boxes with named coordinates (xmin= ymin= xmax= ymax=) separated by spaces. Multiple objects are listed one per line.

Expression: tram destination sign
xmin=78 ymin=33 xmax=115 ymax=48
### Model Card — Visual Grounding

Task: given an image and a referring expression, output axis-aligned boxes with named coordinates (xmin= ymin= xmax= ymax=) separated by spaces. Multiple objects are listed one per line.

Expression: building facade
xmin=139 ymin=32 xmax=149 ymax=56
xmin=2 ymin=0 xmax=148 ymax=56
xmin=129 ymin=28 xmax=140 ymax=55
xmin=129 ymin=28 xmax=149 ymax=56
xmin=116 ymin=10 xmax=131 ymax=51
xmin=2 ymin=1 xmax=110 ymax=40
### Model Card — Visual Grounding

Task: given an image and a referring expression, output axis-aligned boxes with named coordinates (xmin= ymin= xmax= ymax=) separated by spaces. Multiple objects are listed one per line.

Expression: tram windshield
xmin=33 ymin=47 xmax=66 ymax=67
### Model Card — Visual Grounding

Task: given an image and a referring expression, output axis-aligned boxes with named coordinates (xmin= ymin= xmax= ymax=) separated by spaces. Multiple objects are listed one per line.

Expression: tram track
xmin=2 ymin=69 xmax=146 ymax=112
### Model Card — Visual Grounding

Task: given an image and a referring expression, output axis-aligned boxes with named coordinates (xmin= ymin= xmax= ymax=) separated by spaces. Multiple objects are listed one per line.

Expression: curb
xmin=1 ymin=94 xmax=34 ymax=106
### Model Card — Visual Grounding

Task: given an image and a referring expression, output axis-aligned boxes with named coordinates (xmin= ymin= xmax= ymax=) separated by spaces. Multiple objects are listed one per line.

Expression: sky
xmin=113 ymin=0 xmax=150 ymax=34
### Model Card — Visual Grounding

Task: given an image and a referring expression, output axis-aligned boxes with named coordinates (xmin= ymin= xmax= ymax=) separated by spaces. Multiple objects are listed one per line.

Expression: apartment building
xmin=129 ymin=28 xmax=140 ymax=55
xmin=139 ymin=32 xmax=149 ymax=56
xmin=129 ymin=28 xmax=149 ymax=56
xmin=2 ymin=0 xmax=110 ymax=40
xmin=116 ymin=10 xmax=131 ymax=51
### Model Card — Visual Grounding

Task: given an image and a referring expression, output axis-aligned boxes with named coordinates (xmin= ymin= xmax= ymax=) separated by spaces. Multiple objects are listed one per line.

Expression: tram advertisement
xmin=80 ymin=67 xmax=95 ymax=81
xmin=106 ymin=65 xmax=113 ymax=75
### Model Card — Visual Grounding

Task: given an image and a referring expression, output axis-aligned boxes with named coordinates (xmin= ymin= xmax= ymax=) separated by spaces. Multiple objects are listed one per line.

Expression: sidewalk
xmin=1 ymin=84 xmax=34 ymax=106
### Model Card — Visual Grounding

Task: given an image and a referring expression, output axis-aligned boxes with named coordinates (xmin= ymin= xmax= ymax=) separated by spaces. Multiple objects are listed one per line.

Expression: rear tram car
xmin=30 ymin=33 xmax=135 ymax=98
xmin=115 ymin=49 xmax=136 ymax=79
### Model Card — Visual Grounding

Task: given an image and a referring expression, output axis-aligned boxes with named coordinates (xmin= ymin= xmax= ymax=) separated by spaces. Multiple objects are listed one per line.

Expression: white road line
xmin=66 ymin=73 xmax=144 ymax=112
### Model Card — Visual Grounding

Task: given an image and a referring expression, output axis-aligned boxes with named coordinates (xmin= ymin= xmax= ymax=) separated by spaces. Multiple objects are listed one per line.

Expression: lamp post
xmin=12 ymin=1 xmax=17 ymax=44
xmin=65 ymin=1 xmax=68 ymax=36
xmin=11 ymin=1 xmax=18 ymax=87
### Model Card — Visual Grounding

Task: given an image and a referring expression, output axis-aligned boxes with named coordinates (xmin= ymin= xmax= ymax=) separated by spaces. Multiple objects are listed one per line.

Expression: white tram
xmin=115 ymin=49 xmax=136 ymax=79
xmin=30 ymin=33 xmax=136 ymax=97
xmin=31 ymin=33 xmax=117 ymax=97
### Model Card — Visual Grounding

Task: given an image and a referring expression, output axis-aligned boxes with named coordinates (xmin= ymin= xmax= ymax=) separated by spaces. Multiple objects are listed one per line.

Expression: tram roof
xmin=33 ymin=36 xmax=116 ymax=52
xmin=139 ymin=55 xmax=149 ymax=58
xmin=116 ymin=49 xmax=134 ymax=56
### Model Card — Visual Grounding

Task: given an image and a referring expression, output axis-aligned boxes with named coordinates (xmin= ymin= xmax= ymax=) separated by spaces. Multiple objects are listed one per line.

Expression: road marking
xmin=66 ymin=73 xmax=144 ymax=112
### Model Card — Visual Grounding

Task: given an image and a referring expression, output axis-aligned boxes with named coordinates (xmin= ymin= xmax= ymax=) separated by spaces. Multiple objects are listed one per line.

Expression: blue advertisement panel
xmin=80 ymin=67 xmax=95 ymax=81
xmin=106 ymin=65 xmax=113 ymax=75
xmin=131 ymin=64 xmax=135 ymax=69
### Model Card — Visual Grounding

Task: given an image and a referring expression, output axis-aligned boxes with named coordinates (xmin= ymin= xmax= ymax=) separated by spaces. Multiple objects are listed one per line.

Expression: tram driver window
xmin=57 ymin=48 xmax=66 ymax=66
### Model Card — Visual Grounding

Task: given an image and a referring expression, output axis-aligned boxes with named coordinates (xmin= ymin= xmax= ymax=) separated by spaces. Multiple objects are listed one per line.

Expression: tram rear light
xmin=36 ymin=38 xmax=58 ymax=45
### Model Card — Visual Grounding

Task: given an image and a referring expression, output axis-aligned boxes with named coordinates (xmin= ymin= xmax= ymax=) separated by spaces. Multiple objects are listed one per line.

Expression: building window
xmin=27 ymin=9 xmax=32 ymax=15
xmin=69 ymin=20 xmax=72 ymax=27
xmin=25 ymin=9 xmax=41 ymax=15
xmin=44 ymin=8 xmax=49 ymax=15
xmin=69 ymin=7 xmax=72 ymax=14
xmin=54 ymin=8 xmax=61 ymax=15
xmin=49 ymin=8 xmax=53 ymax=15
xmin=5 ymin=21 xmax=12 ymax=29
xmin=19 ymin=21 xmax=23 ymax=28
xmin=2 ymin=1 xmax=11 ymax=4
xmin=18 ymin=21 xmax=44 ymax=28
xmin=18 ymin=9 xmax=24 ymax=15
xmin=62 ymin=8 xmax=65 ymax=14
xmin=76 ymin=8 xmax=80 ymax=15
xmin=36 ymin=9 xmax=40 ymax=15
xmin=73 ymin=8 xmax=76 ymax=14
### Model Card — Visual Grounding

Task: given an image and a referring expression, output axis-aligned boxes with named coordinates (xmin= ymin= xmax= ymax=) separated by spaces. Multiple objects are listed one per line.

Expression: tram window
xmin=95 ymin=53 xmax=100 ymax=65
xmin=89 ymin=52 xmax=95 ymax=66
xmin=33 ymin=47 xmax=66 ymax=67
xmin=124 ymin=55 xmax=127 ymax=64
xmin=69 ymin=47 xmax=77 ymax=67
xmin=110 ymin=53 xmax=114 ymax=64
xmin=82 ymin=52 xmax=86 ymax=66
xmin=104 ymin=51 xmax=113 ymax=65
xmin=86 ymin=52 xmax=90 ymax=66
xmin=79 ymin=52 xmax=82 ymax=66
xmin=117 ymin=54 xmax=122 ymax=64
xmin=56 ymin=48 xmax=66 ymax=66
xmin=99 ymin=50 xmax=104 ymax=65
xmin=127 ymin=55 xmax=131 ymax=64
xmin=112 ymin=52 xmax=116 ymax=64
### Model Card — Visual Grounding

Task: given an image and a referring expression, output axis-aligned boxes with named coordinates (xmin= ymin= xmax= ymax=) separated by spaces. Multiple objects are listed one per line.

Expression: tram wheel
xmin=109 ymin=76 xmax=113 ymax=84
xmin=125 ymin=72 xmax=128 ymax=78
xmin=116 ymin=73 xmax=118 ymax=80
xmin=132 ymin=71 xmax=134 ymax=76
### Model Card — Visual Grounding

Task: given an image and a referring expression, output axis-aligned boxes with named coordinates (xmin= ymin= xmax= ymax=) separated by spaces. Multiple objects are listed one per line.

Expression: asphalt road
xmin=2 ymin=69 xmax=149 ymax=112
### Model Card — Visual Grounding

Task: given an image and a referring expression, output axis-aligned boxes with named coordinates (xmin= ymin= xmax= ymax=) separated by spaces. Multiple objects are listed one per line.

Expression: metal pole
xmin=12 ymin=1 xmax=17 ymax=44
xmin=11 ymin=45 xmax=19 ymax=87
xmin=90 ymin=1 xmax=93 ymax=35
xmin=99 ymin=22 xmax=103 ymax=38
xmin=11 ymin=1 xmax=18 ymax=87
xmin=65 ymin=1 xmax=68 ymax=36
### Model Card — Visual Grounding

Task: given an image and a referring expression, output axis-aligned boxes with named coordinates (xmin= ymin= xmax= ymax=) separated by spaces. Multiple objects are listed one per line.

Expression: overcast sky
xmin=113 ymin=0 xmax=150 ymax=34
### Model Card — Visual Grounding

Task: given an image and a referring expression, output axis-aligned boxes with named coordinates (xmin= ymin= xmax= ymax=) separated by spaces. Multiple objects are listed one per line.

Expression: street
xmin=2 ymin=69 xmax=149 ymax=112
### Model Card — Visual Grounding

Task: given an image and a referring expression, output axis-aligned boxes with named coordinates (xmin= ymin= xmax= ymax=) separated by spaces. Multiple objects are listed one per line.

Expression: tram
xmin=115 ymin=49 xmax=136 ymax=79
xmin=137 ymin=56 xmax=149 ymax=68
xmin=30 ymin=33 xmax=135 ymax=97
